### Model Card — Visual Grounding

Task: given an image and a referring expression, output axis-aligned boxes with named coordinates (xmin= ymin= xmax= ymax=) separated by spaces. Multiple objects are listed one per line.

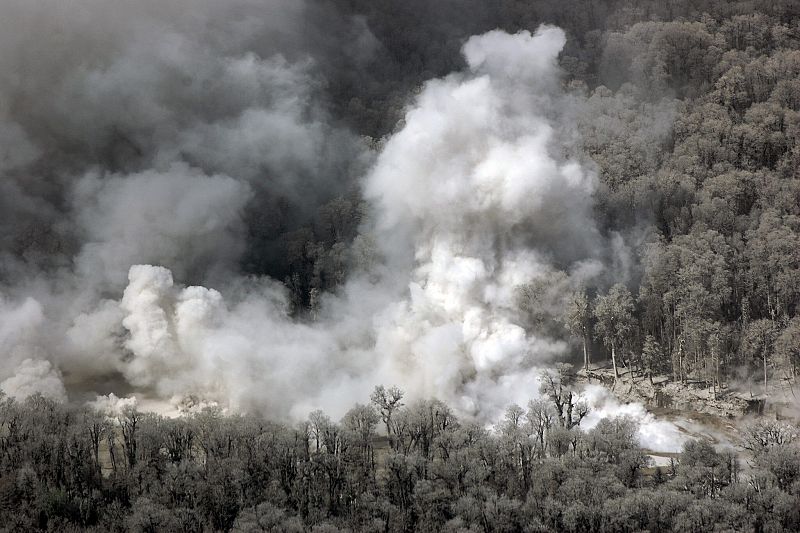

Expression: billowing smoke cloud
xmin=0 ymin=0 xmax=367 ymax=288
xmin=0 ymin=0 xmax=370 ymax=402
xmin=581 ymin=385 xmax=687 ymax=453
xmin=1 ymin=2 xmax=615 ymax=426
xmin=73 ymin=164 xmax=252 ymax=289
xmin=361 ymin=27 xmax=602 ymax=415
xmin=0 ymin=359 xmax=67 ymax=403
xmin=63 ymin=26 xmax=605 ymax=421
xmin=0 ymin=297 xmax=53 ymax=397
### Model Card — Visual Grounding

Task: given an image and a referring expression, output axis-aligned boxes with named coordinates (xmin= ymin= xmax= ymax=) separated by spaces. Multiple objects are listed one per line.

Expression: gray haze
xmin=0 ymin=2 xmax=639 ymax=422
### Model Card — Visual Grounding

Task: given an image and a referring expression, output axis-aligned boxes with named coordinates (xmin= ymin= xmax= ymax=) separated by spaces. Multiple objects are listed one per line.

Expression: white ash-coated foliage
xmin=1 ymin=385 xmax=798 ymax=533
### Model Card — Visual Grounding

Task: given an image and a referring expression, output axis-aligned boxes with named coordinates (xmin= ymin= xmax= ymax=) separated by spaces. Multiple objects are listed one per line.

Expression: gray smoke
xmin=0 ymin=0 xmax=367 ymax=288
xmin=0 ymin=0 xmax=369 ymax=400
xmin=1 ymin=2 xmax=630 ymax=424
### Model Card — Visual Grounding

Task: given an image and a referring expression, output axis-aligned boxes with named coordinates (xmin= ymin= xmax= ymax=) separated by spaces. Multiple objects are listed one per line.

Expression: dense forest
xmin=2 ymin=378 xmax=799 ymax=532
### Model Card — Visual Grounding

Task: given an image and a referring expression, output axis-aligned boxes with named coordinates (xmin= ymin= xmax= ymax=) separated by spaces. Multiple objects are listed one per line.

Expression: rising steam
xmin=1 ymin=3 xmax=616 ymax=424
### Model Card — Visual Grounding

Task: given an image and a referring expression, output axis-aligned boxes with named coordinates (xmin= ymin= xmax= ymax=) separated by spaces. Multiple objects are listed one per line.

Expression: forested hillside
xmin=1 ymin=379 xmax=798 ymax=532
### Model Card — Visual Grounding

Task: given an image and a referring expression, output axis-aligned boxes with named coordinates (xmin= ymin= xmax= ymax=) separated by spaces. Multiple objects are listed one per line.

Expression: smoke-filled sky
xmin=1 ymin=0 xmax=636 ymax=423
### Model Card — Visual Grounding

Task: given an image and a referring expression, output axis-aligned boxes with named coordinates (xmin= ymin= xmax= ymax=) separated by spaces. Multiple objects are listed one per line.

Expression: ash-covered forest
xmin=1 ymin=379 xmax=798 ymax=533
xmin=1 ymin=0 xmax=800 ymax=531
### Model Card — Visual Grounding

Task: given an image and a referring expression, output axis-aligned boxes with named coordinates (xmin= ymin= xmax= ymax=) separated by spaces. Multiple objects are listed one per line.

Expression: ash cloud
xmin=361 ymin=27 xmax=603 ymax=416
xmin=0 ymin=0 xmax=371 ymax=402
xmin=76 ymin=26 xmax=607 ymax=421
xmin=0 ymin=0 xmax=368 ymax=288
xmin=1 ymin=2 xmax=618 ymax=422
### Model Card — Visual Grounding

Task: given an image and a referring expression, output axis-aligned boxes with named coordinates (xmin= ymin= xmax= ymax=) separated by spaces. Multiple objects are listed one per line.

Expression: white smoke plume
xmin=74 ymin=164 xmax=253 ymax=289
xmin=0 ymin=0 xmax=367 ymax=290
xmin=361 ymin=27 xmax=601 ymax=416
xmin=0 ymin=1 xmax=640 ymax=432
xmin=581 ymin=385 xmax=687 ymax=453
xmin=0 ymin=296 xmax=60 ymax=401
xmin=81 ymin=26 xmax=605 ymax=422
xmin=0 ymin=359 xmax=67 ymax=403
xmin=0 ymin=0 xmax=369 ymax=402
xmin=89 ymin=393 xmax=139 ymax=418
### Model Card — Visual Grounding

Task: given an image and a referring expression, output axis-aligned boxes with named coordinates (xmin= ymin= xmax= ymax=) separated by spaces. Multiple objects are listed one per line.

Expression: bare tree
xmin=539 ymin=364 xmax=589 ymax=430
xmin=370 ymin=385 xmax=404 ymax=449
xmin=564 ymin=287 xmax=592 ymax=370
